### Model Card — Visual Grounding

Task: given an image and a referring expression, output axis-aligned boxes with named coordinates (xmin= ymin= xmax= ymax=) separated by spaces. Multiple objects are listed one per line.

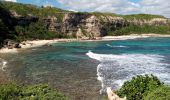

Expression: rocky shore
xmin=1 ymin=34 xmax=170 ymax=53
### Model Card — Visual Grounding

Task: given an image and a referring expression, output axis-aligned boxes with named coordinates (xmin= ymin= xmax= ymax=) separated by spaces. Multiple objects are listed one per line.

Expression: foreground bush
xmin=0 ymin=84 xmax=67 ymax=100
xmin=0 ymin=84 xmax=21 ymax=100
xmin=145 ymin=86 xmax=170 ymax=100
xmin=117 ymin=75 xmax=163 ymax=100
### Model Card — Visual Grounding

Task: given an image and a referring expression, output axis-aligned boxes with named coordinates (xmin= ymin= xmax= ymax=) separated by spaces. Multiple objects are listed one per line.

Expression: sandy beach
xmin=1 ymin=34 xmax=170 ymax=53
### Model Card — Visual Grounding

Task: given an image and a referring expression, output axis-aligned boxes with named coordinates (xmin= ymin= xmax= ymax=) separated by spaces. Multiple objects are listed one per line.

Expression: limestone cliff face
xmin=52 ymin=13 xmax=129 ymax=38
xmin=128 ymin=18 xmax=170 ymax=26
xmin=10 ymin=11 xmax=170 ymax=38
xmin=61 ymin=13 xmax=102 ymax=38
xmin=45 ymin=13 xmax=170 ymax=38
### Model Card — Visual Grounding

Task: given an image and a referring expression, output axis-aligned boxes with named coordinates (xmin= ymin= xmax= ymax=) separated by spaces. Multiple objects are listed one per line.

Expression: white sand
xmin=1 ymin=34 xmax=170 ymax=53
xmin=0 ymin=39 xmax=77 ymax=53
xmin=102 ymin=34 xmax=170 ymax=41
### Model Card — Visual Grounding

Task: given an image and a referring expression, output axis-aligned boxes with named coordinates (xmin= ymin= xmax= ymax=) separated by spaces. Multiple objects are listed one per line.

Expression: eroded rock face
xmin=61 ymin=13 xmax=129 ymax=38
xmin=43 ymin=16 xmax=59 ymax=32
xmin=3 ymin=39 xmax=21 ymax=49
xmin=128 ymin=18 xmax=170 ymax=26
xmin=9 ymin=11 xmax=170 ymax=39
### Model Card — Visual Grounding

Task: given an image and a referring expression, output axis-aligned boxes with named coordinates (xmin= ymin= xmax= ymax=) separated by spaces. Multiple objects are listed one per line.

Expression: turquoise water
xmin=1 ymin=37 xmax=170 ymax=99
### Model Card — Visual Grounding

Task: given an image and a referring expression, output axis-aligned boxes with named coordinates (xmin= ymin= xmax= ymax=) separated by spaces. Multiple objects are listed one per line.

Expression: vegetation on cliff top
xmin=1 ymin=1 xmax=67 ymax=16
xmin=91 ymin=12 xmax=165 ymax=20
xmin=109 ymin=25 xmax=170 ymax=36
xmin=123 ymin=14 xmax=165 ymax=20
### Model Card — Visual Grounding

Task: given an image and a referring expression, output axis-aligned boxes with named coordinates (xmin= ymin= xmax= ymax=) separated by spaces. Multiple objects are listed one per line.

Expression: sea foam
xmin=86 ymin=51 xmax=170 ymax=93
xmin=106 ymin=44 xmax=127 ymax=48
xmin=0 ymin=58 xmax=7 ymax=71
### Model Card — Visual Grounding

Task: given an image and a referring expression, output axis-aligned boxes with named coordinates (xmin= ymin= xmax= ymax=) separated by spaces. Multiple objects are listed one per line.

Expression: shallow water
xmin=1 ymin=37 xmax=170 ymax=99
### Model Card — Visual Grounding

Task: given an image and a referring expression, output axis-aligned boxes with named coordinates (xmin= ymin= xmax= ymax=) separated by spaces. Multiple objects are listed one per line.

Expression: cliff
xmin=35 ymin=13 xmax=170 ymax=39
xmin=0 ymin=1 xmax=170 ymax=48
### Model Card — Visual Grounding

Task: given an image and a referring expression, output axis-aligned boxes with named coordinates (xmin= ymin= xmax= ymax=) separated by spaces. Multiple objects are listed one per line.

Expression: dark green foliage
xmin=0 ymin=2 xmax=17 ymax=47
xmin=110 ymin=25 xmax=170 ymax=36
xmin=117 ymin=75 xmax=163 ymax=100
xmin=0 ymin=84 xmax=67 ymax=100
xmin=0 ymin=84 xmax=21 ymax=100
xmin=144 ymin=86 xmax=170 ymax=100
xmin=0 ymin=1 xmax=69 ymax=46
xmin=20 ymin=84 xmax=67 ymax=100
xmin=15 ymin=20 xmax=67 ymax=41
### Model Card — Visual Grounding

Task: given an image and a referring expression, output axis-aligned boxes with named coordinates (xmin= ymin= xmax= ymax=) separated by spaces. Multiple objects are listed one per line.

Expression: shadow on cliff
xmin=0 ymin=2 xmax=17 ymax=46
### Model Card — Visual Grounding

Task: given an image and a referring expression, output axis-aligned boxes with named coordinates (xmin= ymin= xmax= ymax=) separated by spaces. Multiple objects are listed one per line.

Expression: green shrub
xmin=117 ymin=75 xmax=164 ymax=100
xmin=15 ymin=20 xmax=66 ymax=41
xmin=20 ymin=84 xmax=67 ymax=100
xmin=0 ymin=84 xmax=21 ymax=100
xmin=0 ymin=84 xmax=67 ymax=100
xmin=144 ymin=86 xmax=170 ymax=100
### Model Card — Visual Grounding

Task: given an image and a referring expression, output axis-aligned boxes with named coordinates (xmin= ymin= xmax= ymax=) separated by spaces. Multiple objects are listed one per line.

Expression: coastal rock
xmin=43 ymin=16 xmax=59 ymax=32
xmin=3 ymin=39 xmax=21 ymax=49
xmin=61 ymin=13 xmax=129 ymax=38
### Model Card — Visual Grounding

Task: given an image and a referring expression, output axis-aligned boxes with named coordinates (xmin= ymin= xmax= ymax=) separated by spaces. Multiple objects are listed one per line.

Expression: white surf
xmin=86 ymin=51 xmax=170 ymax=93
xmin=106 ymin=44 xmax=127 ymax=48
xmin=0 ymin=58 xmax=7 ymax=71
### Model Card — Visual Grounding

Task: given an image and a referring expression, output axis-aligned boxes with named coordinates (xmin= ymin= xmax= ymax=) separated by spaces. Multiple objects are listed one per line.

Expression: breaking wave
xmin=106 ymin=44 xmax=127 ymax=48
xmin=86 ymin=51 xmax=170 ymax=93
xmin=0 ymin=58 xmax=7 ymax=71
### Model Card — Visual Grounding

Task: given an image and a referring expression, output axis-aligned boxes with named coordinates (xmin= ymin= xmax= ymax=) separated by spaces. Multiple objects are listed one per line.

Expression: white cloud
xmin=57 ymin=0 xmax=170 ymax=18
xmin=140 ymin=0 xmax=170 ymax=17
xmin=58 ymin=0 xmax=141 ymax=14
xmin=3 ymin=0 xmax=17 ymax=2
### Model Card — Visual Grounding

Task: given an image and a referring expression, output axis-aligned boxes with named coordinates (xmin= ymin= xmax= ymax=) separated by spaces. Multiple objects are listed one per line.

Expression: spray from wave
xmin=86 ymin=51 xmax=170 ymax=93
xmin=106 ymin=44 xmax=127 ymax=48
xmin=0 ymin=58 xmax=7 ymax=71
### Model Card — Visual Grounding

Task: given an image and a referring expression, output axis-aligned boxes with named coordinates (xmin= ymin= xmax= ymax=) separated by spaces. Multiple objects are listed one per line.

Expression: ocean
xmin=1 ymin=37 xmax=170 ymax=99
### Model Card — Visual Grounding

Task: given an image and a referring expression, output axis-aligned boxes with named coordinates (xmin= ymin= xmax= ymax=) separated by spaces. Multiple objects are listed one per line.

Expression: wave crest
xmin=106 ymin=44 xmax=127 ymax=48
xmin=86 ymin=51 xmax=170 ymax=93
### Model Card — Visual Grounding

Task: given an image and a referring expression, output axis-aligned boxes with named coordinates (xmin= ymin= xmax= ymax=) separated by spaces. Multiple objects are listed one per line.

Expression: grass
xmin=123 ymin=14 xmax=165 ymax=20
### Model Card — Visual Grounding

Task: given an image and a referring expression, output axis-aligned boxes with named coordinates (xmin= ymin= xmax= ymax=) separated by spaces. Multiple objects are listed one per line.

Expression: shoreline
xmin=1 ymin=34 xmax=170 ymax=53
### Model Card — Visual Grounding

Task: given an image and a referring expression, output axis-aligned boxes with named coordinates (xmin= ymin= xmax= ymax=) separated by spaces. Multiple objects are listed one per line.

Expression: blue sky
xmin=17 ymin=0 xmax=61 ymax=7
xmin=4 ymin=0 xmax=170 ymax=17
xmin=129 ymin=0 xmax=140 ymax=3
xmin=17 ymin=0 xmax=141 ymax=8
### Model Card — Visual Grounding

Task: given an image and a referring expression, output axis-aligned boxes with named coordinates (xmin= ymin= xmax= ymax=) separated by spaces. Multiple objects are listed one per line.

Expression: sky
xmin=2 ymin=0 xmax=170 ymax=18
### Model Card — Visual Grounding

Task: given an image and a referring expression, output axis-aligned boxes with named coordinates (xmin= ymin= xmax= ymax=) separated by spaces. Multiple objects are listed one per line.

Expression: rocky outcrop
xmin=61 ymin=13 xmax=102 ymax=38
xmin=52 ymin=13 xmax=129 ymax=38
xmin=107 ymin=87 xmax=126 ymax=100
xmin=43 ymin=16 xmax=59 ymax=31
xmin=43 ymin=13 xmax=170 ymax=39
xmin=3 ymin=39 xmax=21 ymax=49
